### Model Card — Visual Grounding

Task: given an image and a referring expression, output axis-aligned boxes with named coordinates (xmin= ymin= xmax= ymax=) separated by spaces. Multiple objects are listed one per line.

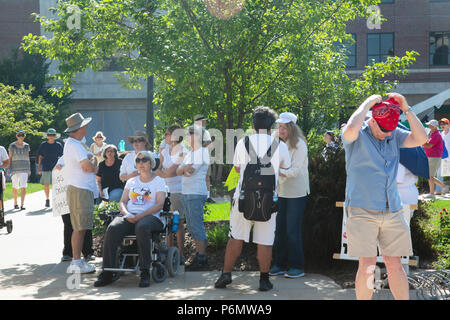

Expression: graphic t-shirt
xmin=124 ymin=175 xmax=167 ymax=224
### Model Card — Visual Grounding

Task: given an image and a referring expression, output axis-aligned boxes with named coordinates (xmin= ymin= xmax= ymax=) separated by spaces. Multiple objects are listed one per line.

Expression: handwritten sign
xmin=442 ymin=158 xmax=450 ymax=177
xmin=52 ymin=169 xmax=69 ymax=217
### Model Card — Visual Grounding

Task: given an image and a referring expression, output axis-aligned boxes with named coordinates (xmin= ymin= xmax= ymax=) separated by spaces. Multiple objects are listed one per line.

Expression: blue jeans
xmin=181 ymin=194 xmax=208 ymax=242
xmin=109 ymin=188 xmax=123 ymax=203
xmin=273 ymin=196 xmax=307 ymax=270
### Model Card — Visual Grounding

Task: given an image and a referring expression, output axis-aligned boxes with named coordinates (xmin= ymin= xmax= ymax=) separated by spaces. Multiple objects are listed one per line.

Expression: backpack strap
xmin=244 ymin=136 xmax=260 ymax=165
xmin=260 ymin=137 xmax=280 ymax=165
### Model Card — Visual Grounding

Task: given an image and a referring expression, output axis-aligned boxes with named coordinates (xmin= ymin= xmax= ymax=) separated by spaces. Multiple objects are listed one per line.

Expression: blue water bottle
xmin=118 ymin=140 xmax=125 ymax=152
xmin=171 ymin=211 xmax=179 ymax=233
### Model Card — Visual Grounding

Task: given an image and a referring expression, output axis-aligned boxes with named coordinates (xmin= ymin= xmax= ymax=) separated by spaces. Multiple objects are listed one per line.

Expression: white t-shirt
xmin=161 ymin=144 xmax=188 ymax=194
xmin=233 ymin=134 xmax=291 ymax=199
xmin=63 ymin=137 xmax=97 ymax=193
xmin=124 ymin=175 xmax=166 ymax=224
xmin=179 ymin=147 xmax=210 ymax=195
xmin=120 ymin=151 xmax=138 ymax=178
xmin=0 ymin=146 xmax=9 ymax=163
xmin=443 ymin=131 xmax=450 ymax=155
xmin=396 ymin=163 xmax=419 ymax=205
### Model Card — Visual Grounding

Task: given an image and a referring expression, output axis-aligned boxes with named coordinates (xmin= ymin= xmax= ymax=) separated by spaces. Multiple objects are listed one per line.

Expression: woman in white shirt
xmin=155 ymin=125 xmax=187 ymax=264
xmin=120 ymin=130 xmax=154 ymax=182
xmin=89 ymin=131 xmax=107 ymax=164
xmin=176 ymin=126 xmax=210 ymax=271
xmin=95 ymin=151 xmax=166 ymax=288
xmin=270 ymin=112 xmax=310 ymax=279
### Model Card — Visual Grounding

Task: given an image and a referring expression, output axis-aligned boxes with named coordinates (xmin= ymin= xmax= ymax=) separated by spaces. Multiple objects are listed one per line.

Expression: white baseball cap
xmin=426 ymin=119 xmax=439 ymax=128
xmin=276 ymin=112 xmax=297 ymax=124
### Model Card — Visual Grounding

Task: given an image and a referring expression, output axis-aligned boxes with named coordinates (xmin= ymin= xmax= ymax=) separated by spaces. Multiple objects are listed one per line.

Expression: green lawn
xmin=204 ymin=201 xmax=231 ymax=222
xmin=2 ymin=182 xmax=45 ymax=201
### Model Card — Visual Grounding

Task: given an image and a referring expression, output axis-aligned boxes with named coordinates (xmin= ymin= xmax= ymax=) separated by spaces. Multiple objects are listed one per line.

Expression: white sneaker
xmin=67 ymin=260 xmax=96 ymax=274
xmin=422 ymin=193 xmax=435 ymax=199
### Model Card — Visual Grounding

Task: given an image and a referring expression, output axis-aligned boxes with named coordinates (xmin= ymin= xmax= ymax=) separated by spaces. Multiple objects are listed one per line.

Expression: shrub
xmin=93 ymin=201 xmax=120 ymax=236
xmin=207 ymin=224 xmax=230 ymax=249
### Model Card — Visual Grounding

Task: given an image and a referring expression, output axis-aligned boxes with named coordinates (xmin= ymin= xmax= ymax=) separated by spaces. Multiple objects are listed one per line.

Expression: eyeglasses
xmin=17 ymin=134 xmax=25 ymax=137
xmin=135 ymin=157 xmax=150 ymax=163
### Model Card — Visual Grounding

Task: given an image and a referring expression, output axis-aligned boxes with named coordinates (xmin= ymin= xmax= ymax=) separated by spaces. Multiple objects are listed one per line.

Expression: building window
xmin=367 ymin=33 xmax=394 ymax=64
xmin=334 ymin=34 xmax=356 ymax=67
xmin=430 ymin=32 xmax=450 ymax=66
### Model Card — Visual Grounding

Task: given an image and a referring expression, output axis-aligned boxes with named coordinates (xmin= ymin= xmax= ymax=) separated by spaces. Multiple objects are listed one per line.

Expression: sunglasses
xmin=135 ymin=157 xmax=151 ymax=163
xmin=17 ymin=134 xmax=25 ymax=137
xmin=131 ymin=138 xmax=145 ymax=143
xmin=377 ymin=122 xmax=393 ymax=133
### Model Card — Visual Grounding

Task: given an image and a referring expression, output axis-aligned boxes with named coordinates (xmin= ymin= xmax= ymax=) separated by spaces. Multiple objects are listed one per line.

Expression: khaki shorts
xmin=428 ymin=157 xmax=441 ymax=178
xmin=346 ymin=206 xmax=413 ymax=257
xmin=67 ymin=185 xmax=94 ymax=231
xmin=40 ymin=171 xmax=52 ymax=185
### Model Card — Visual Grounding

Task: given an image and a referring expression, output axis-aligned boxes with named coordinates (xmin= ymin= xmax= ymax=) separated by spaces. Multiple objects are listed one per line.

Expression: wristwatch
xmin=404 ymin=107 xmax=413 ymax=115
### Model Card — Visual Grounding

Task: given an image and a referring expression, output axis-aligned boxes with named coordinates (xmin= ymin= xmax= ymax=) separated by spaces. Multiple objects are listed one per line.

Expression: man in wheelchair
xmin=94 ymin=151 xmax=167 ymax=288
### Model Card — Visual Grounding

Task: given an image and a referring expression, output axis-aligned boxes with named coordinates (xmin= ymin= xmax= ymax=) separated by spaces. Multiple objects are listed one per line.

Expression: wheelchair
xmin=0 ymin=171 xmax=13 ymax=234
xmin=98 ymin=193 xmax=180 ymax=283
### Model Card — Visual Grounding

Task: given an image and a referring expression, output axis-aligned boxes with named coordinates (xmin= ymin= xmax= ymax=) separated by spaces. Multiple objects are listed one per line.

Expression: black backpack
xmin=238 ymin=136 xmax=278 ymax=222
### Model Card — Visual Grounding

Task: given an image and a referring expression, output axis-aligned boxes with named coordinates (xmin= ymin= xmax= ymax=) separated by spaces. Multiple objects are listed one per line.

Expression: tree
xmin=22 ymin=0 xmax=417 ymax=138
xmin=0 ymin=48 xmax=72 ymax=141
xmin=0 ymin=83 xmax=57 ymax=152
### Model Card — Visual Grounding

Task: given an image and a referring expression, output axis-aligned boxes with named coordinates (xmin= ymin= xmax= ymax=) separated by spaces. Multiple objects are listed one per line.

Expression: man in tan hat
xmin=119 ymin=130 xmax=153 ymax=182
xmin=63 ymin=113 xmax=97 ymax=274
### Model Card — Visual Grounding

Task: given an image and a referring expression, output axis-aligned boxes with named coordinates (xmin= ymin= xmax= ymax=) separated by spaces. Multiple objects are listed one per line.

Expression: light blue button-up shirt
xmin=342 ymin=121 xmax=410 ymax=212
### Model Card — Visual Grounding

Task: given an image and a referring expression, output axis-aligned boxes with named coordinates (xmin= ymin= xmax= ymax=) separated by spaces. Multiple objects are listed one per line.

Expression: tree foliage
xmin=22 ymin=0 xmax=418 ymax=136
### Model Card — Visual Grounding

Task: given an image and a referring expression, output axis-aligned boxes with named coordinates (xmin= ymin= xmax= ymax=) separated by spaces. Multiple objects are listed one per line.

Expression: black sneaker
xmin=185 ymin=254 xmax=209 ymax=271
xmin=20 ymin=206 xmax=25 ymax=211
xmin=45 ymin=199 xmax=50 ymax=208
xmin=14 ymin=205 xmax=19 ymax=210
xmin=214 ymin=272 xmax=232 ymax=289
xmin=94 ymin=271 xmax=118 ymax=287
xmin=259 ymin=278 xmax=274 ymax=292
xmin=139 ymin=270 xmax=150 ymax=288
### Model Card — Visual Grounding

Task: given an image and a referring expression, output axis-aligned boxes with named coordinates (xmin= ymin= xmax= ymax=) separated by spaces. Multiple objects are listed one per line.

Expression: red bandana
xmin=372 ymin=98 xmax=401 ymax=131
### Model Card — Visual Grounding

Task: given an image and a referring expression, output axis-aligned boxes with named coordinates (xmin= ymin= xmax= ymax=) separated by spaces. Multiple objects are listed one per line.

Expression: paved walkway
xmin=1 ymin=190 xmax=354 ymax=300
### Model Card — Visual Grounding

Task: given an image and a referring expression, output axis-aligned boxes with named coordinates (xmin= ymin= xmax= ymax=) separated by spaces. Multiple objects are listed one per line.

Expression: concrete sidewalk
xmin=0 ymin=190 xmax=358 ymax=300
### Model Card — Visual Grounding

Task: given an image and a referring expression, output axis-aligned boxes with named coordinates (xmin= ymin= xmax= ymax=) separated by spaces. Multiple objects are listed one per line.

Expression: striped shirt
xmin=8 ymin=142 xmax=30 ymax=173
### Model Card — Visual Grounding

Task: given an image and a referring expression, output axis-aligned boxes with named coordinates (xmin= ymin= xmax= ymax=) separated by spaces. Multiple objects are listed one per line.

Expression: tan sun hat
xmin=64 ymin=113 xmax=92 ymax=133
xmin=93 ymin=131 xmax=106 ymax=141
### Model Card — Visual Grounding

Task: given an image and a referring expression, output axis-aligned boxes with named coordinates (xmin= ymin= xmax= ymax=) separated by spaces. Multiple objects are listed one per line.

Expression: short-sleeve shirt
xmin=124 ymin=175 xmax=166 ymax=223
xmin=161 ymin=144 xmax=188 ymax=194
xmin=232 ymin=134 xmax=291 ymax=199
xmin=342 ymin=121 xmax=410 ymax=212
xmin=179 ymin=147 xmax=210 ymax=195
xmin=63 ymin=137 xmax=96 ymax=193
xmin=424 ymin=130 xmax=443 ymax=158
xmin=37 ymin=141 xmax=63 ymax=171
xmin=97 ymin=159 xmax=124 ymax=191
xmin=8 ymin=142 xmax=30 ymax=173
xmin=0 ymin=146 xmax=9 ymax=163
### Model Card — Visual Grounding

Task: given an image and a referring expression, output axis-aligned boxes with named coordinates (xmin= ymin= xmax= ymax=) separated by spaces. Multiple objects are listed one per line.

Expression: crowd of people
xmin=0 ymin=92 xmax=449 ymax=299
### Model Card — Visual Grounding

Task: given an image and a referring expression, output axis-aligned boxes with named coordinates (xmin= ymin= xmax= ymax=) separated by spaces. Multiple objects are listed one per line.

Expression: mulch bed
xmin=93 ymin=220 xmax=358 ymax=288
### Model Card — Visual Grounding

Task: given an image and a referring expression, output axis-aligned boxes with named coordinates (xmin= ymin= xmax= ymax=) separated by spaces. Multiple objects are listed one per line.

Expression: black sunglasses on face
xmin=135 ymin=157 xmax=150 ymax=163
xmin=377 ymin=122 xmax=393 ymax=133
xmin=132 ymin=138 xmax=145 ymax=143
xmin=17 ymin=134 xmax=25 ymax=137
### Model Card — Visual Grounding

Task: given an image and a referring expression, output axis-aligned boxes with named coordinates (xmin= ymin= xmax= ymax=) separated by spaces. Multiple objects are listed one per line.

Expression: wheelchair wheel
xmin=6 ymin=220 xmax=12 ymax=234
xmin=152 ymin=262 xmax=168 ymax=283
xmin=165 ymin=247 xmax=180 ymax=277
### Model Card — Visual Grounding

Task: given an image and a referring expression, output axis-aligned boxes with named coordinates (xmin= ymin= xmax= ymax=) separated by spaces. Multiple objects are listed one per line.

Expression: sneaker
xmin=185 ymin=254 xmax=209 ymax=271
xmin=259 ymin=278 xmax=274 ymax=292
xmin=284 ymin=268 xmax=305 ymax=278
xmin=84 ymin=254 xmax=96 ymax=262
xmin=139 ymin=270 xmax=150 ymax=288
xmin=94 ymin=271 xmax=118 ymax=287
xmin=45 ymin=199 xmax=50 ymax=208
xmin=214 ymin=272 xmax=232 ymax=289
xmin=20 ymin=206 xmax=25 ymax=211
xmin=61 ymin=255 xmax=72 ymax=262
xmin=67 ymin=260 xmax=96 ymax=274
xmin=269 ymin=265 xmax=287 ymax=276
xmin=422 ymin=193 xmax=435 ymax=199
xmin=14 ymin=205 xmax=19 ymax=210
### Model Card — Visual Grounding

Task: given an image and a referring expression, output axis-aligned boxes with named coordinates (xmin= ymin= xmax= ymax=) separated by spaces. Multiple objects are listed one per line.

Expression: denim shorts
xmin=181 ymin=194 xmax=208 ymax=242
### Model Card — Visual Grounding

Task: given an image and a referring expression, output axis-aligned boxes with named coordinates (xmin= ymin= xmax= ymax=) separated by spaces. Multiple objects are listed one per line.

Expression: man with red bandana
xmin=341 ymin=93 xmax=427 ymax=300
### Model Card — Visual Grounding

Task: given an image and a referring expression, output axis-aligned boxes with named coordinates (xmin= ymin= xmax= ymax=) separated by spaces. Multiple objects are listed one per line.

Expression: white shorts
xmin=11 ymin=172 xmax=28 ymax=189
xmin=229 ymin=199 xmax=277 ymax=246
